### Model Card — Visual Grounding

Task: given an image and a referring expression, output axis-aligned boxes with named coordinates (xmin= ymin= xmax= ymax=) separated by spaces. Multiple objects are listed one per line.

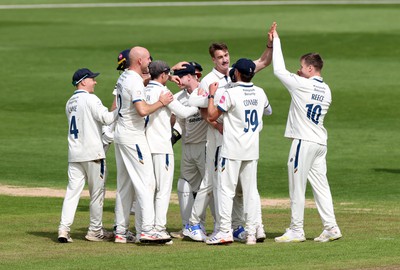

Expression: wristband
xmin=208 ymin=95 xmax=214 ymax=99
xmin=267 ymin=44 xmax=273 ymax=49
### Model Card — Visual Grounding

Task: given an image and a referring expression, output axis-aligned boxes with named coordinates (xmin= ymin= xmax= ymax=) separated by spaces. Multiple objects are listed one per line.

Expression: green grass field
xmin=0 ymin=1 xmax=399 ymax=269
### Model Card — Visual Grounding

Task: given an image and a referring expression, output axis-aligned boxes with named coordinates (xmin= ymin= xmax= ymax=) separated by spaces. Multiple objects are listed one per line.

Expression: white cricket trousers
xmin=207 ymin=128 xmax=243 ymax=232
xmin=59 ymin=160 xmax=105 ymax=232
xmin=178 ymin=141 xmax=206 ymax=226
xmin=114 ymin=142 xmax=156 ymax=234
xmin=152 ymin=153 xmax=174 ymax=231
xmin=288 ymin=139 xmax=338 ymax=230
xmin=218 ymin=158 xmax=259 ymax=235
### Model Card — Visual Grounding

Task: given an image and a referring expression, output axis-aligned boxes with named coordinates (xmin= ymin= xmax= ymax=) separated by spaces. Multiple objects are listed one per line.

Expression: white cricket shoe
xmin=170 ymin=228 xmax=185 ymax=239
xmin=246 ymin=234 xmax=257 ymax=245
xmin=314 ymin=226 xmax=342 ymax=242
xmin=140 ymin=229 xmax=172 ymax=244
xmin=232 ymin=226 xmax=246 ymax=242
xmin=115 ymin=231 xmax=136 ymax=243
xmin=58 ymin=230 xmax=73 ymax=243
xmin=256 ymin=225 xmax=266 ymax=243
xmin=275 ymin=228 xmax=306 ymax=243
xmin=85 ymin=228 xmax=114 ymax=242
xmin=183 ymin=224 xmax=207 ymax=242
xmin=205 ymin=230 xmax=233 ymax=245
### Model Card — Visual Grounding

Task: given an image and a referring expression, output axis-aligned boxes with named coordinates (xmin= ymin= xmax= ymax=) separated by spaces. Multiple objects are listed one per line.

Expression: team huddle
xmin=57 ymin=22 xmax=342 ymax=245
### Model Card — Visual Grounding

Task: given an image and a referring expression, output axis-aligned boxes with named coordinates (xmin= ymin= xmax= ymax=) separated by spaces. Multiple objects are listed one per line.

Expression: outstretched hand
xmin=159 ymin=91 xmax=174 ymax=106
xmin=268 ymin=22 xmax=276 ymax=43
xmin=272 ymin=22 xmax=279 ymax=38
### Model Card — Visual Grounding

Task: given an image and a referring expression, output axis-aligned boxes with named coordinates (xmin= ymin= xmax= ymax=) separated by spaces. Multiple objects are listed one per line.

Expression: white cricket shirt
xmin=114 ymin=69 xmax=147 ymax=144
xmin=273 ymin=37 xmax=331 ymax=145
xmin=144 ymin=81 xmax=198 ymax=154
xmin=217 ymin=82 xmax=269 ymax=160
xmin=66 ymin=90 xmax=117 ymax=162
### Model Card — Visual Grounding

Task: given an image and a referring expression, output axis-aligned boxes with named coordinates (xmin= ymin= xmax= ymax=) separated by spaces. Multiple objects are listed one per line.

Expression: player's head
xmin=72 ymin=68 xmax=99 ymax=92
xmin=209 ymin=42 xmax=230 ymax=74
xmin=116 ymin=49 xmax=130 ymax=71
xmin=148 ymin=60 xmax=171 ymax=85
xmin=129 ymin=46 xmax=152 ymax=75
xmin=174 ymin=63 xmax=197 ymax=91
xmin=297 ymin=53 xmax=323 ymax=78
xmin=231 ymin=58 xmax=255 ymax=83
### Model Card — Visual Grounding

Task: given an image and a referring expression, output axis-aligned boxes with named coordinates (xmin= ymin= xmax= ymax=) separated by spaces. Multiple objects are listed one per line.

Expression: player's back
xmin=144 ymin=81 xmax=173 ymax=154
xmin=285 ymin=76 xmax=332 ymax=145
xmin=66 ymin=91 xmax=105 ymax=162
xmin=219 ymin=82 xmax=268 ymax=160
xmin=114 ymin=70 xmax=147 ymax=144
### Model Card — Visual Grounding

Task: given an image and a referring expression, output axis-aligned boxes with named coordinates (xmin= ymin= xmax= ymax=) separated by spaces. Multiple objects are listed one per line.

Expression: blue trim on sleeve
xmin=132 ymin=99 xmax=143 ymax=104
xmin=217 ymin=105 xmax=226 ymax=112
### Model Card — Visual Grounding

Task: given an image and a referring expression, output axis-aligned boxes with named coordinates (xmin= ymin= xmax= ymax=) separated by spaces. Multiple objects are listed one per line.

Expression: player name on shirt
xmin=311 ymin=94 xmax=324 ymax=102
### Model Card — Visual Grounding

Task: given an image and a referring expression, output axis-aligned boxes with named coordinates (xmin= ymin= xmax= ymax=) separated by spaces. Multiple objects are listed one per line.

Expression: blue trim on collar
xmin=238 ymin=83 xmax=254 ymax=88
xmin=73 ymin=90 xmax=88 ymax=95
xmin=312 ymin=77 xmax=323 ymax=83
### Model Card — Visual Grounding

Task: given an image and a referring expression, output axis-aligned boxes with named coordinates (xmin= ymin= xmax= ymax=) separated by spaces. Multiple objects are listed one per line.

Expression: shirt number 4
xmin=69 ymin=115 xmax=79 ymax=139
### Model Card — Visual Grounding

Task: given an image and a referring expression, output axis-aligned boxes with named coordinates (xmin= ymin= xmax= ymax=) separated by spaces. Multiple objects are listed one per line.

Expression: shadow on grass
xmin=374 ymin=168 xmax=400 ymax=174
xmin=28 ymin=227 xmax=87 ymax=243
xmin=76 ymin=204 xmax=115 ymax=213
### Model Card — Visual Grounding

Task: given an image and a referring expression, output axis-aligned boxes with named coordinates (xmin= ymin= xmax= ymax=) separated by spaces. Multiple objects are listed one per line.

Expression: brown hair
xmin=209 ymin=42 xmax=228 ymax=57
xmin=300 ymin=53 xmax=323 ymax=71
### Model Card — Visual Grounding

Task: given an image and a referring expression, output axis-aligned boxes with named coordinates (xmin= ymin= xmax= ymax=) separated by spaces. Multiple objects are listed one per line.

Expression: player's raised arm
xmin=253 ymin=22 xmax=276 ymax=73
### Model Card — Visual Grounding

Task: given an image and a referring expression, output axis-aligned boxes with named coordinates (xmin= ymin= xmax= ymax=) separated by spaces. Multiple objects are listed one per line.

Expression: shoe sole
xmin=58 ymin=237 xmax=68 ymax=243
xmin=170 ymin=233 xmax=184 ymax=239
xmin=85 ymin=236 xmax=112 ymax=242
xmin=314 ymin=235 xmax=342 ymax=243
xmin=139 ymin=238 xmax=172 ymax=244
xmin=206 ymin=240 xmax=233 ymax=245
xmin=256 ymin=236 xmax=266 ymax=243
xmin=275 ymin=238 xmax=306 ymax=243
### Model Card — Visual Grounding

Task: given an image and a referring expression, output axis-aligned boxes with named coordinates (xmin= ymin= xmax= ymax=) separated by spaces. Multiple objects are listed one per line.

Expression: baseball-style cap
xmin=116 ymin=49 xmax=130 ymax=71
xmin=173 ymin=64 xmax=196 ymax=77
xmin=72 ymin=68 xmax=100 ymax=86
xmin=149 ymin=60 xmax=170 ymax=78
xmin=232 ymin=58 xmax=256 ymax=76
xmin=189 ymin=61 xmax=203 ymax=72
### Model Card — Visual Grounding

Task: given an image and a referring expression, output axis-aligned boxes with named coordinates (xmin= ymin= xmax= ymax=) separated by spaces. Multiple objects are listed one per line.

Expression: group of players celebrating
xmin=57 ymin=22 xmax=342 ymax=246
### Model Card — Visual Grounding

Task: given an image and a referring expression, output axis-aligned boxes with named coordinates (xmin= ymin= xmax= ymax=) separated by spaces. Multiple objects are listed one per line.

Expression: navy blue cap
xmin=232 ymin=58 xmax=256 ymax=76
xmin=173 ymin=64 xmax=196 ymax=77
xmin=188 ymin=61 xmax=203 ymax=72
xmin=117 ymin=49 xmax=130 ymax=71
xmin=72 ymin=68 xmax=99 ymax=86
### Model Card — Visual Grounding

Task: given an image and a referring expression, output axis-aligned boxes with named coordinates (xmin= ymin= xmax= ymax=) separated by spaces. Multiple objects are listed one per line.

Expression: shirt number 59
xmin=244 ymin=109 xmax=259 ymax=133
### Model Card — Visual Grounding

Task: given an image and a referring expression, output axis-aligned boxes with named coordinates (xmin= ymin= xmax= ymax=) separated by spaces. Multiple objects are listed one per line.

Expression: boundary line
xmin=1 ymin=1 xmax=400 ymax=10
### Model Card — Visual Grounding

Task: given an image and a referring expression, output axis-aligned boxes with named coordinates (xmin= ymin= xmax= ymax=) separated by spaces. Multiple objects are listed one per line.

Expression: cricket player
xmin=206 ymin=58 xmax=272 ymax=245
xmin=58 ymin=68 xmax=117 ymax=243
xmin=113 ymin=46 xmax=174 ymax=244
xmin=271 ymin=24 xmax=342 ymax=243
xmin=188 ymin=23 xmax=275 ymax=241
xmin=144 ymin=60 xmax=199 ymax=239
xmin=170 ymin=63 xmax=209 ymax=239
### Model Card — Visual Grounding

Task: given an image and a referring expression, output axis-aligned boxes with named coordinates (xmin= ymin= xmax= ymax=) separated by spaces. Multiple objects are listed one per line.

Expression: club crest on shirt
xmin=219 ymin=95 xmax=226 ymax=104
